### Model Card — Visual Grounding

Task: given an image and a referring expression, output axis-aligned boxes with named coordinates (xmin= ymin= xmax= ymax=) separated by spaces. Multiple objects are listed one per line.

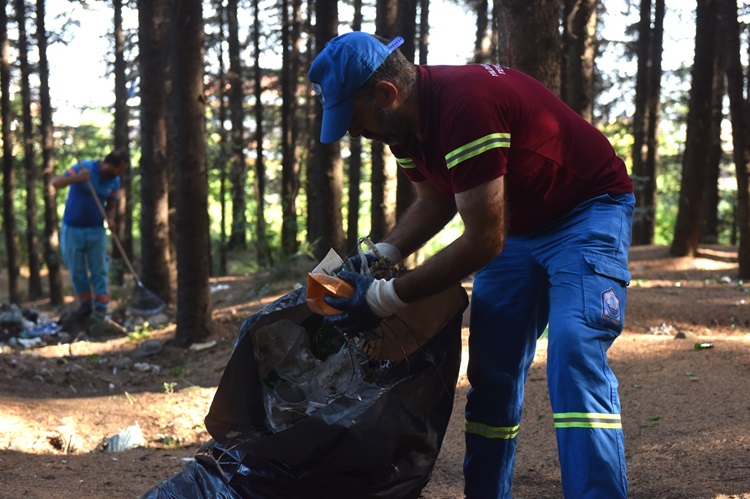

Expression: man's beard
xmin=368 ymin=106 xmax=414 ymax=146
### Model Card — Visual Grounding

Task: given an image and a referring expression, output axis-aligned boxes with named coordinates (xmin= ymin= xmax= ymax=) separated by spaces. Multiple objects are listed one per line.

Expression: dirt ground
xmin=1 ymin=244 xmax=749 ymax=499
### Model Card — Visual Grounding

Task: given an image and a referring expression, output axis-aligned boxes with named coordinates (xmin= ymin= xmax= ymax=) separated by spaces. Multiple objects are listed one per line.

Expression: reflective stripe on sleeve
xmin=465 ymin=419 xmax=520 ymax=439
xmin=396 ymin=157 xmax=417 ymax=169
xmin=553 ymin=412 xmax=622 ymax=429
xmin=445 ymin=132 xmax=510 ymax=169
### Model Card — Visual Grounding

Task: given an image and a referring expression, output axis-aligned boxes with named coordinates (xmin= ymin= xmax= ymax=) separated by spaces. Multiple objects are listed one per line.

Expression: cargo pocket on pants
xmin=582 ymin=252 xmax=631 ymax=336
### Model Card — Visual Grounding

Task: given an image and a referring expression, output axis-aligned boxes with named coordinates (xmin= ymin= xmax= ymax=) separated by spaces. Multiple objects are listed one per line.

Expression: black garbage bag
xmin=144 ymin=282 xmax=468 ymax=499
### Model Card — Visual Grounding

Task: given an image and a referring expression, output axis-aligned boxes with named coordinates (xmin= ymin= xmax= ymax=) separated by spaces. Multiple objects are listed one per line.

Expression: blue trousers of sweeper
xmin=60 ymin=223 xmax=110 ymax=311
xmin=463 ymin=193 xmax=633 ymax=499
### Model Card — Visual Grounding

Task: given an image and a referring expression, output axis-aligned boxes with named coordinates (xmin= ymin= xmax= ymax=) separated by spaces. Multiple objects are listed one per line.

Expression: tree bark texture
xmin=252 ymin=0 xmax=272 ymax=267
xmin=631 ymin=0 xmax=664 ymax=245
xmin=139 ymin=0 xmax=173 ymax=302
xmin=724 ymin=0 xmax=750 ymax=277
xmin=227 ymin=0 xmax=247 ymax=250
xmin=15 ymin=0 xmax=43 ymax=299
xmin=280 ymin=0 xmax=302 ymax=256
xmin=561 ymin=0 xmax=598 ymax=121
xmin=36 ymin=0 xmax=64 ymax=305
xmin=113 ymin=0 xmax=132 ymax=282
xmin=671 ymin=0 xmax=720 ymax=257
xmin=309 ymin=0 xmax=345 ymax=260
xmin=494 ymin=0 xmax=562 ymax=94
xmin=1 ymin=0 xmax=20 ymax=304
xmin=170 ymin=0 xmax=212 ymax=345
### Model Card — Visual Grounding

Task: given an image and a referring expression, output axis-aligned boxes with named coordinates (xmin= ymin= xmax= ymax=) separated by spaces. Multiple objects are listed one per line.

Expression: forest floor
xmin=0 ymin=244 xmax=749 ymax=498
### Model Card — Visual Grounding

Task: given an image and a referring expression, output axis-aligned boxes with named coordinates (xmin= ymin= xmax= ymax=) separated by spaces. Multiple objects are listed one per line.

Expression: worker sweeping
xmin=308 ymin=32 xmax=633 ymax=498
xmin=51 ymin=150 xmax=129 ymax=321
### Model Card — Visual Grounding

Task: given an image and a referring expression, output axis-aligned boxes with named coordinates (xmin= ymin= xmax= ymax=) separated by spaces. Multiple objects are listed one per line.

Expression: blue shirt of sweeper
xmin=62 ymin=160 xmax=121 ymax=228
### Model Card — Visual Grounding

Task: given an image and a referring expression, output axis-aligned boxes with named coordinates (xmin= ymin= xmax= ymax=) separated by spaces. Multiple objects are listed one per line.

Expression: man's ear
xmin=373 ymin=81 xmax=399 ymax=110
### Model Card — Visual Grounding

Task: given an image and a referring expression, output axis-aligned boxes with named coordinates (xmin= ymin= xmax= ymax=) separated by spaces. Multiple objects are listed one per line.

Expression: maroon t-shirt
xmin=390 ymin=64 xmax=633 ymax=235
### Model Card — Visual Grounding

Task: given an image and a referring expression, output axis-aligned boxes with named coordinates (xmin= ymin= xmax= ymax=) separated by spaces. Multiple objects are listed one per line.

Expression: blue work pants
xmin=60 ymin=224 xmax=110 ymax=309
xmin=464 ymin=193 xmax=633 ymax=499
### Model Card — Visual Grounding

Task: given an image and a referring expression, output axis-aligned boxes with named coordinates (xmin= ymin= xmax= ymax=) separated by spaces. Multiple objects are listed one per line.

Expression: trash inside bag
xmin=143 ymin=280 xmax=468 ymax=499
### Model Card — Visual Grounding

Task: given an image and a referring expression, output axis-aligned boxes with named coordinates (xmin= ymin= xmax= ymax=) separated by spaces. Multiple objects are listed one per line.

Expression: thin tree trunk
xmin=473 ymin=0 xmax=490 ymax=63
xmin=36 ymin=0 xmax=64 ymax=305
xmin=170 ymin=0 xmax=211 ymax=346
xmin=631 ymin=0 xmax=665 ymax=245
xmin=309 ymin=0 xmax=345 ymax=260
xmin=138 ymin=0 xmax=173 ymax=302
xmin=701 ymin=62 xmax=726 ymax=244
xmin=214 ymin=0 xmax=229 ymax=276
xmin=671 ymin=0 xmax=720 ymax=257
xmin=227 ymin=0 xmax=247 ymax=250
xmin=252 ymin=0 xmax=272 ymax=267
xmin=280 ymin=0 xmax=299 ymax=256
xmin=371 ymin=0 xmax=399 ymax=243
xmin=724 ymin=0 xmax=750 ymax=277
xmin=112 ymin=0 xmax=131 ymax=285
xmin=396 ymin=0 xmax=417 ymax=224
xmin=561 ymin=0 xmax=598 ymax=121
xmin=1 ymin=0 xmax=20 ymax=304
xmin=16 ymin=0 xmax=43 ymax=299
xmin=418 ymin=0 xmax=429 ymax=64
xmin=347 ymin=0 xmax=364 ymax=251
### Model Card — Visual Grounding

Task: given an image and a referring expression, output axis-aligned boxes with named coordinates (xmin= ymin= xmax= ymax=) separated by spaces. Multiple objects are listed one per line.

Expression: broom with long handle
xmin=81 ymin=163 xmax=165 ymax=316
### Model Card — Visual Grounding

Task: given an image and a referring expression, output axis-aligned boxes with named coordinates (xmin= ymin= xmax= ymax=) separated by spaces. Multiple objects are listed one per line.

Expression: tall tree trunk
xmin=561 ymin=0 xmax=597 ymax=121
xmin=371 ymin=0 xmax=399 ymax=243
xmin=396 ymin=0 xmax=418 ymax=267
xmin=112 ymin=0 xmax=131 ymax=285
xmin=494 ymin=0 xmax=562 ymax=94
xmin=280 ymin=0 xmax=302 ymax=256
xmin=702 ymin=61 xmax=726 ymax=244
xmin=672 ymin=0 xmax=721 ymax=257
xmin=170 ymin=0 xmax=211 ymax=346
xmin=396 ymin=0 xmax=416 ymax=223
xmin=15 ymin=0 xmax=43 ymax=299
xmin=227 ymin=0 xmax=247 ymax=250
xmin=347 ymin=0 xmax=364 ymax=251
xmin=473 ymin=0 xmax=490 ymax=63
xmin=309 ymin=0 xmax=345 ymax=260
xmin=252 ymin=0 xmax=272 ymax=267
xmin=36 ymin=0 xmax=64 ymax=305
xmin=1 ymin=0 xmax=20 ymax=304
xmin=631 ymin=0 xmax=665 ymax=245
xmin=214 ymin=0 xmax=229 ymax=276
xmin=724 ymin=0 xmax=750 ymax=277
xmin=138 ymin=0 xmax=173 ymax=303
xmin=418 ymin=0 xmax=429 ymax=64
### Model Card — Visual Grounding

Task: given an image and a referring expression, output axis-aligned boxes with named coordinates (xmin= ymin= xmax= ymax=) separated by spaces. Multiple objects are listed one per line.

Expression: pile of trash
xmin=0 ymin=301 xmax=167 ymax=350
xmin=0 ymin=302 xmax=67 ymax=348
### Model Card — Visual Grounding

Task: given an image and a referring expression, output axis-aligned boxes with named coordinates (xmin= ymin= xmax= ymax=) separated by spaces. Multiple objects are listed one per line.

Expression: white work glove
xmin=366 ymin=278 xmax=407 ymax=317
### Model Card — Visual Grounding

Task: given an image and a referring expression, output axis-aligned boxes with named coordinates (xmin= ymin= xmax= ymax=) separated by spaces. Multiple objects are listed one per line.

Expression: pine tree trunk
xmin=170 ymin=0 xmax=212 ymax=346
xmin=724 ymin=0 xmax=750 ymax=277
xmin=15 ymin=0 xmax=43 ymax=299
xmin=138 ymin=0 xmax=173 ymax=303
xmin=227 ymin=0 xmax=247 ymax=250
xmin=1 ymin=0 xmax=20 ymax=304
xmin=671 ymin=0 xmax=721 ymax=257
xmin=112 ymin=0 xmax=131 ymax=285
xmin=309 ymin=0 xmax=345 ymax=260
xmin=36 ymin=0 xmax=64 ymax=306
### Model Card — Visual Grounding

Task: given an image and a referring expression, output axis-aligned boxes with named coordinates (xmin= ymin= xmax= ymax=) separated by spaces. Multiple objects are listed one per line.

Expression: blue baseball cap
xmin=308 ymin=32 xmax=404 ymax=143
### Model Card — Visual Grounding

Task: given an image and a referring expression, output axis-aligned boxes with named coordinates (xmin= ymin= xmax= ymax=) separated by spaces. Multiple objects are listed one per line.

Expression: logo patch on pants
xmin=601 ymin=288 xmax=621 ymax=325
